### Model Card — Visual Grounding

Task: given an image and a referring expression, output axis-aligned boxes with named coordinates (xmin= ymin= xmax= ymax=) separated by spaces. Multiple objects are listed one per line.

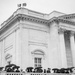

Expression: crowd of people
xmin=26 ymin=67 xmax=75 ymax=73
xmin=0 ymin=64 xmax=75 ymax=74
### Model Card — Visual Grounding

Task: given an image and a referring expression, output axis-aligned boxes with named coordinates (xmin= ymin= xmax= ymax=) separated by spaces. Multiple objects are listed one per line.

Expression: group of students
xmin=0 ymin=64 xmax=75 ymax=74
xmin=26 ymin=67 xmax=75 ymax=73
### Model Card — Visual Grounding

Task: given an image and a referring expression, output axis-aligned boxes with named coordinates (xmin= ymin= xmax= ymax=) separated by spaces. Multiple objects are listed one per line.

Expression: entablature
xmin=1 ymin=8 xmax=75 ymax=36
xmin=58 ymin=13 xmax=75 ymax=19
xmin=58 ymin=22 xmax=75 ymax=33
xmin=17 ymin=14 xmax=49 ymax=24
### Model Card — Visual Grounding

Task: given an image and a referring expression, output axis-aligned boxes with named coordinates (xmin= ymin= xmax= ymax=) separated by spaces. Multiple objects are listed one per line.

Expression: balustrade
xmin=28 ymin=73 xmax=72 ymax=75
xmin=0 ymin=70 xmax=74 ymax=75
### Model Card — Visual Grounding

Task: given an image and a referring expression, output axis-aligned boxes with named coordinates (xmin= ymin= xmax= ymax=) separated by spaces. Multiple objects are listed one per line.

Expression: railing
xmin=6 ymin=72 xmax=25 ymax=75
xmin=0 ymin=71 xmax=25 ymax=75
xmin=28 ymin=73 xmax=72 ymax=75
xmin=0 ymin=71 xmax=75 ymax=75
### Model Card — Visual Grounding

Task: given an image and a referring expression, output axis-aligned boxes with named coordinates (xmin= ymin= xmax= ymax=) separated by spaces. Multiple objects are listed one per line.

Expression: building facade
xmin=0 ymin=8 xmax=75 ymax=69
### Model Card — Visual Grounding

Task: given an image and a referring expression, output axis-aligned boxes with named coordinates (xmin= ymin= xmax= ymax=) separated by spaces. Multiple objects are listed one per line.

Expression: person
xmin=47 ymin=68 xmax=51 ymax=73
xmin=72 ymin=67 xmax=75 ymax=74
xmin=44 ymin=69 xmax=46 ymax=73
xmin=52 ymin=68 xmax=60 ymax=73
xmin=26 ymin=67 xmax=33 ymax=72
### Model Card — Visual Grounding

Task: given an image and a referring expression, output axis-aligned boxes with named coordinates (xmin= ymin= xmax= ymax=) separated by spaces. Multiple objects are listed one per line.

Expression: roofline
xmin=1 ymin=14 xmax=75 ymax=29
xmin=49 ymin=10 xmax=66 ymax=15
xmin=58 ymin=13 xmax=75 ymax=19
xmin=0 ymin=8 xmax=75 ymax=34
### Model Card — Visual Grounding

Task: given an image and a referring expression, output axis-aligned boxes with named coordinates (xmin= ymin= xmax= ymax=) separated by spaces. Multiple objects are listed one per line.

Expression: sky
xmin=0 ymin=0 xmax=75 ymax=24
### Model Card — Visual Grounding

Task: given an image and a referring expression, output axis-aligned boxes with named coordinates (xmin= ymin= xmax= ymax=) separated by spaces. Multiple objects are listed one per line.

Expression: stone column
xmin=59 ymin=29 xmax=67 ymax=68
xmin=70 ymin=31 xmax=75 ymax=67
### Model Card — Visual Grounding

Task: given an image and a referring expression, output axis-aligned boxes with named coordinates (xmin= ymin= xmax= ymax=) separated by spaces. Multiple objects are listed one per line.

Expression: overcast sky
xmin=0 ymin=0 xmax=75 ymax=24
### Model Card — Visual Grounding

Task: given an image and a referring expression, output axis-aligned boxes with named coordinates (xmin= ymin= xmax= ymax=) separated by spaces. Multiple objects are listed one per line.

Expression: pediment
xmin=31 ymin=50 xmax=45 ymax=55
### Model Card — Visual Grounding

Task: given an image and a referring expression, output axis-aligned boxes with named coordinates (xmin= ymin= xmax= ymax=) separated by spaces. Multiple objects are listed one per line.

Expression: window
xmin=31 ymin=50 xmax=45 ymax=68
xmin=34 ymin=58 xmax=42 ymax=67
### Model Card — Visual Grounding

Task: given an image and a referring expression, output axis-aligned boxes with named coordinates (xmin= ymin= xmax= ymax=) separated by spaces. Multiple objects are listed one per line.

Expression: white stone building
xmin=0 ymin=8 xmax=75 ymax=69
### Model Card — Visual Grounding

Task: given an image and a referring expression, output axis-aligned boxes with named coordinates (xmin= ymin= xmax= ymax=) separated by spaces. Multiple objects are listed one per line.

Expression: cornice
xmin=49 ymin=17 xmax=75 ymax=26
xmin=29 ymin=41 xmax=48 ymax=48
xmin=17 ymin=14 xmax=49 ymax=24
xmin=0 ymin=14 xmax=49 ymax=34
xmin=57 ymin=18 xmax=75 ymax=25
xmin=1 ymin=12 xmax=75 ymax=35
xmin=18 ymin=14 xmax=75 ymax=25
xmin=58 ymin=13 xmax=75 ymax=19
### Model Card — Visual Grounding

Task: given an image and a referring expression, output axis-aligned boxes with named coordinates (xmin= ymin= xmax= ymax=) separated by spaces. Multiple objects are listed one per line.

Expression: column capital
xmin=70 ymin=31 xmax=75 ymax=36
xmin=58 ymin=28 xmax=66 ymax=34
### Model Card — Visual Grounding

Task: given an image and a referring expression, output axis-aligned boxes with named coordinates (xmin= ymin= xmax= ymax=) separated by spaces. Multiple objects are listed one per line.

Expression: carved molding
xmin=17 ymin=14 xmax=49 ymax=25
xmin=58 ymin=27 xmax=75 ymax=36
xmin=1 ymin=12 xmax=75 ymax=37
xmin=57 ymin=18 xmax=75 ymax=25
xmin=31 ymin=50 xmax=45 ymax=59
xmin=31 ymin=50 xmax=45 ymax=55
xmin=28 ymin=41 xmax=48 ymax=48
xmin=70 ymin=31 xmax=75 ymax=36
xmin=4 ymin=45 xmax=13 ymax=52
xmin=59 ymin=13 xmax=75 ymax=20
xmin=58 ymin=28 xmax=66 ymax=34
xmin=17 ymin=14 xmax=75 ymax=26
